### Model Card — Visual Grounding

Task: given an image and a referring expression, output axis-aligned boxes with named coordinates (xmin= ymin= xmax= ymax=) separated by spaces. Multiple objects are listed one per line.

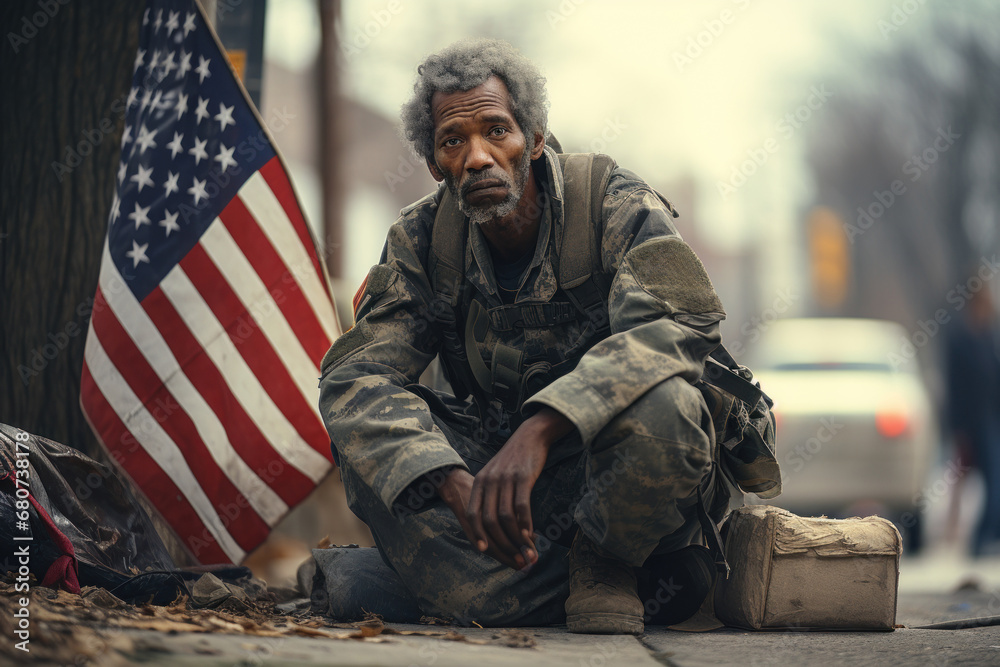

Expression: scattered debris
xmin=0 ymin=573 xmax=533 ymax=664
xmin=81 ymin=586 xmax=128 ymax=610
xmin=492 ymin=629 xmax=538 ymax=648
xmin=953 ymin=577 xmax=982 ymax=593
xmin=189 ymin=572 xmax=251 ymax=613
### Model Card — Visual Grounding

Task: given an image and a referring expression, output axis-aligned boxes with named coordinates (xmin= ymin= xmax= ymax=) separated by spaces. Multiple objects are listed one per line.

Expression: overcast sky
xmin=266 ymin=1 xmax=939 ymax=234
xmin=263 ymin=0 xmax=976 ymax=293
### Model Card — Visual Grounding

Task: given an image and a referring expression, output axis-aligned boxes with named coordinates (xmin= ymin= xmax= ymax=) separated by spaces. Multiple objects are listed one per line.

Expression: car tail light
xmin=875 ymin=410 xmax=909 ymax=438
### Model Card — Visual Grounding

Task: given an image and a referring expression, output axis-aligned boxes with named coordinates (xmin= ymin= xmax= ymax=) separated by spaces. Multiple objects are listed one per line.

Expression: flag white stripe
xmin=200 ymin=222 xmax=324 ymax=422
xmin=159 ymin=264 xmax=329 ymax=481
xmin=97 ymin=244 xmax=289 ymax=525
xmin=99 ymin=243 xmax=178 ymax=393
xmin=237 ymin=173 xmax=338 ymax=341
xmin=84 ymin=325 xmax=246 ymax=562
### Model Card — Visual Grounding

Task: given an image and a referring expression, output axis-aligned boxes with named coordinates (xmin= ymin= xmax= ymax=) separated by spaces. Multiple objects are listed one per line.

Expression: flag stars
xmin=214 ymin=103 xmax=235 ymax=132
xmin=188 ymin=177 xmax=209 ymax=206
xmin=194 ymin=97 xmax=210 ymax=123
xmin=183 ymin=12 xmax=196 ymax=37
xmin=153 ymin=9 xmax=162 ymax=32
xmin=126 ymin=86 xmax=138 ymax=108
xmin=195 ymin=55 xmax=211 ymax=84
xmin=121 ymin=124 xmax=133 ymax=145
xmin=126 ymin=240 xmax=151 ymax=267
xmin=140 ymin=89 xmax=153 ymax=112
xmin=117 ymin=160 xmax=127 ymax=184
xmin=128 ymin=202 xmax=151 ymax=229
xmin=130 ymin=164 xmax=155 ymax=192
xmin=165 ymin=10 xmax=180 ymax=36
xmin=164 ymin=171 xmax=180 ymax=197
xmin=134 ymin=48 xmax=145 ymax=71
xmin=189 ymin=137 xmax=209 ymax=165
xmin=175 ymin=92 xmax=189 ymax=120
xmin=177 ymin=50 xmax=192 ymax=79
xmin=215 ymin=143 xmax=237 ymax=172
xmin=166 ymin=132 xmax=184 ymax=158
xmin=159 ymin=209 xmax=180 ymax=237
xmin=160 ymin=50 xmax=176 ymax=77
xmin=136 ymin=125 xmax=158 ymax=153
xmin=149 ymin=49 xmax=160 ymax=71
xmin=150 ymin=90 xmax=164 ymax=111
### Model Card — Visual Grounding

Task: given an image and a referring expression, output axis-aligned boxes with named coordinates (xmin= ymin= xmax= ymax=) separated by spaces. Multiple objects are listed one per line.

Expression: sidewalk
xmin=8 ymin=584 xmax=1000 ymax=666
xmin=129 ymin=587 xmax=1000 ymax=666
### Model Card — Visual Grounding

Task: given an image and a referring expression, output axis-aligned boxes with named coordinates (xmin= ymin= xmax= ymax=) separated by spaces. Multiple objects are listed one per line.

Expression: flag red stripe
xmin=141 ymin=284 xmax=316 ymax=506
xmin=258 ymin=157 xmax=331 ymax=301
xmin=179 ymin=244 xmax=331 ymax=456
xmin=219 ymin=195 xmax=331 ymax=366
xmin=80 ymin=360 xmax=231 ymax=564
xmin=90 ymin=289 xmax=270 ymax=549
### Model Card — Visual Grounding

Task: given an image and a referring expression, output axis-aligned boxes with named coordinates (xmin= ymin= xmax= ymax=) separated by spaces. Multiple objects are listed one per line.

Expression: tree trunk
xmin=1 ymin=1 xmax=143 ymax=454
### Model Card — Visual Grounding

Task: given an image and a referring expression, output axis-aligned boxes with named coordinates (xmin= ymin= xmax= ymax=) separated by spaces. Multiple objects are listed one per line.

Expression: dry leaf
xmin=349 ymin=624 xmax=384 ymax=639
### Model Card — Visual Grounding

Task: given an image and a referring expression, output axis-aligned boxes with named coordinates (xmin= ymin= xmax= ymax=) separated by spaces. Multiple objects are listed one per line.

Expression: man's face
xmin=428 ymin=76 xmax=541 ymax=226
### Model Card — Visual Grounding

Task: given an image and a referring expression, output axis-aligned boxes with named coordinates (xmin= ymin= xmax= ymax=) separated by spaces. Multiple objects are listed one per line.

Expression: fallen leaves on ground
xmin=0 ymin=578 xmax=529 ymax=664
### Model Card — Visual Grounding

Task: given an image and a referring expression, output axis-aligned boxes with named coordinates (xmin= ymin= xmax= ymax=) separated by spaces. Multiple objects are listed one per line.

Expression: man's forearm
xmin=524 ymin=406 xmax=577 ymax=445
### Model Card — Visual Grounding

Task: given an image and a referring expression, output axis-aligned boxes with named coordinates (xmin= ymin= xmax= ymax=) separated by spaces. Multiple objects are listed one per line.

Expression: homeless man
xmin=318 ymin=38 xmax=738 ymax=635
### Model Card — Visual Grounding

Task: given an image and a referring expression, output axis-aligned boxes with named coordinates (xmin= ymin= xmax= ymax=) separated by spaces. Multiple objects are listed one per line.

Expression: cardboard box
xmin=714 ymin=505 xmax=900 ymax=630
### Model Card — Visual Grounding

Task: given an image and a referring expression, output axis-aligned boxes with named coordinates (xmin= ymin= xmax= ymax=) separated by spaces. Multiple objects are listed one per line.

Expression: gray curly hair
xmin=400 ymin=38 xmax=549 ymax=161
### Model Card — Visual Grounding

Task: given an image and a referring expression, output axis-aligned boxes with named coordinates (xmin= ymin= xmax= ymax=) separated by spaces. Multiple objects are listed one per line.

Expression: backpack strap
xmin=703 ymin=345 xmax=765 ymax=408
xmin=428 ymin=187 xmax=466 ymax=305
xmin=556 ymin=153 xmax=616 ymax=332
xmin=486 ymin=301 xmax=579 ymax=332
xmin=428 ymin=187 xmax=472 ymax=398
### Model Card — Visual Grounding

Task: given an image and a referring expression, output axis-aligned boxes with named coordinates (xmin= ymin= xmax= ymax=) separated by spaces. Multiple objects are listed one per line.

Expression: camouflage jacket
xmin=319 ymin=145 xmax=726 ymax=511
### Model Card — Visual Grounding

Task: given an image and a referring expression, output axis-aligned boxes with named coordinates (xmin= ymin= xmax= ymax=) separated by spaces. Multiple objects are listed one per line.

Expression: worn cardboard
xmin=715 ymin=505 xmax=901 ymax=631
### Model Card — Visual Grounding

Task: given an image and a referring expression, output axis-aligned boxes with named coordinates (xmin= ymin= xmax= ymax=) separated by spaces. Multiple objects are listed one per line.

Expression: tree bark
xmin=1 ymin=1 xmax=143 ymax=454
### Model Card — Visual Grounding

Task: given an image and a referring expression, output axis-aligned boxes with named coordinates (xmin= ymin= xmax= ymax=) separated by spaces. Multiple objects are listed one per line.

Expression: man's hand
xmin=435 ymin=466 xmax=526 ymax=569
xmin=438 ymin=408 xmax=575 ymax=570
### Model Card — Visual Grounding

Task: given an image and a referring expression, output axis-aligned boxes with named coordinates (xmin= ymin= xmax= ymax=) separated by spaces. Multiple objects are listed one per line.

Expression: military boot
xmin=565 ymin=531 xmax=644 ymax=635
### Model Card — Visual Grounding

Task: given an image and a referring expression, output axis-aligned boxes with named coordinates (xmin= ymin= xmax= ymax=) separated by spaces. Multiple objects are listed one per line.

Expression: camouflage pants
xmin=337 ymin=376 xmax=731 ymax=626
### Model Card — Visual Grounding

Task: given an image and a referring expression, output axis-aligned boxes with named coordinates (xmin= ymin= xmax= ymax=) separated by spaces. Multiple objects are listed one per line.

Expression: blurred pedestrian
xmin=945 ymin=284 xmax=1000 ymax=557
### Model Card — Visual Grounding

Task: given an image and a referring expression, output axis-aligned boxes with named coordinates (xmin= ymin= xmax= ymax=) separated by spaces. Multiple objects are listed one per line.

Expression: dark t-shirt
xmin=490 ymin=247 xmax=533 ymax=304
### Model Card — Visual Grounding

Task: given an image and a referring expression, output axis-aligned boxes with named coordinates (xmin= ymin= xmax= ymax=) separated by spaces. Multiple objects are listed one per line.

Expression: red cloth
xmin=3 ymin=472 xmax=81 ymax=594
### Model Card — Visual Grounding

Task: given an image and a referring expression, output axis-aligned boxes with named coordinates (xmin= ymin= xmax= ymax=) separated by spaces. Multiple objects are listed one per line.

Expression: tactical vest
xmin=428 ymin=152 xmax=616 ymax=417
xmin=426 ymin=152 xmax=781 ymax=504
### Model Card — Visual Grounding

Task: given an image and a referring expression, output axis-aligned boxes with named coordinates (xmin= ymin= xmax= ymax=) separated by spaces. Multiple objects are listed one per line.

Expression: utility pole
xmin=318 ymin=0 xmax=344 ymax=288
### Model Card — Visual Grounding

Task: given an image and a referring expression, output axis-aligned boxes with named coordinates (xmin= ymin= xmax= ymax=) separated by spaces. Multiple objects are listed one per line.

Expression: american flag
xmin=80 ymin=0 xmax=340 ymax=564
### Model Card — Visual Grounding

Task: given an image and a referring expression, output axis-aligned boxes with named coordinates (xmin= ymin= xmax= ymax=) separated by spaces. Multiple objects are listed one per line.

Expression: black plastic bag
xmin=0 ymin=424 xmax=250 ymax=604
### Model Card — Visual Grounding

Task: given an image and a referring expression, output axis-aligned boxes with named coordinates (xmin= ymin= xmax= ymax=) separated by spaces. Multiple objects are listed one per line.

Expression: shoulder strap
xmin=428 ymin=188 xmax=473 ymax=398
xmin=428 ymin=187 xmax=466 ymax=308
xmin=556 ymin=153 xmax=615 ymax=288
xmin=703 ymin=344 xmax=766 ymax=407
xmin=556 ymin=152 xmax=616 ymax=329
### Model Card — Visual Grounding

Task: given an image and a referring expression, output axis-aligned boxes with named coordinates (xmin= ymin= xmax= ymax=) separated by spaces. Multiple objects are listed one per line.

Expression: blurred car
xmin=746 ymin=318 xmax=937 ymax=545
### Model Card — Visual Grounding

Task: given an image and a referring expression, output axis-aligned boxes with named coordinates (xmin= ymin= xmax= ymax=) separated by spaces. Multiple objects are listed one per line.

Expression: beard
xmin=444 ymin=144 xmax=533 ymax=227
